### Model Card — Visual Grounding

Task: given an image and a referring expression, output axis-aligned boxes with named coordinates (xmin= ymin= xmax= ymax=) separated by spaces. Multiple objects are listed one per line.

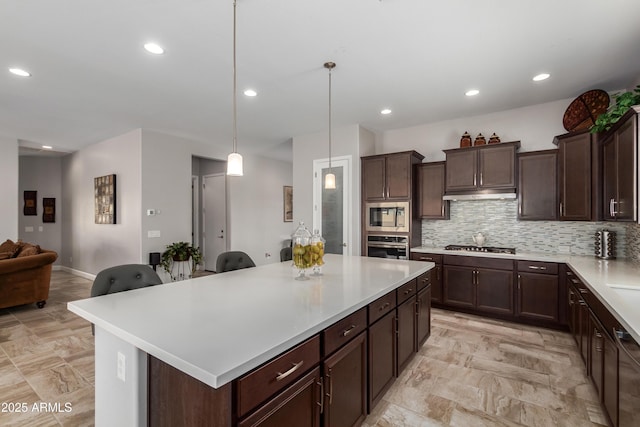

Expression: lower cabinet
xmin=516 ymin=261 xmax=559 ymax=323
xmin=367 ymin=310 xmax=396 ymax=410
xmin=443 ymin=256 xmax=514 ymax=316
xmin=322 ymin=332 xmax=367 ymax=427
xmin=417 ymin=285 xmax=431 ymax=348
xmin=239 ymin=368 xmax=322 ymax=427
xmin=410 ymin=252 xmax=442 ymax=304
xmin=397 ymin=296 xmax=416 ymax=373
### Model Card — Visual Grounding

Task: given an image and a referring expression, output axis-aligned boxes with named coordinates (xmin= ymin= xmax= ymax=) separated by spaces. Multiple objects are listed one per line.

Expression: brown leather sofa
xmin=0 ymin=250 xmax=58 ymax=309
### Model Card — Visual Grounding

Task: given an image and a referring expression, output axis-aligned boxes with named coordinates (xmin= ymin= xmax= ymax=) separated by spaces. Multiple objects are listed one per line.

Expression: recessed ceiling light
xmin=533 ymin=73 xmax=550 ymax=82
xmin=42 ymin=145 xmax=53 ymax=150
xmin=244 ymin=89 xmax=257 ymax=97
xmin=380 ymin=108 xmax=392 ymax=115
xmin=9 ymin=68 xmax=31 ymax=77
xmin=144 ymin=43 xmax=165 ymax=55
xmin=465 ymin=89 xmax=479 ymax=97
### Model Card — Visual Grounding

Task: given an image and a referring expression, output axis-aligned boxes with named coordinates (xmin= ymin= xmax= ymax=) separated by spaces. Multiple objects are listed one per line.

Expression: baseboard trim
xmin=59 ymin=266 xmax=96 ymax=281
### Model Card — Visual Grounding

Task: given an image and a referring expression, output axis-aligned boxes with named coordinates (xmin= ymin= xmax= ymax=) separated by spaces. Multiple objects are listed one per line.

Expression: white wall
xmin=227 ymin=154 xmax=293 ymax=266
xmin=292 ymin=125 xmax=373 ymax=256
xmin=61 ymin=130 xmax=143 ymax=275
xmin=0 ymin=137 xmax=19 ymax=240
xmin=378 ymin=98 xmax=572 ymax=161
xmin=19 ymin=156 xmax=62 ymax=260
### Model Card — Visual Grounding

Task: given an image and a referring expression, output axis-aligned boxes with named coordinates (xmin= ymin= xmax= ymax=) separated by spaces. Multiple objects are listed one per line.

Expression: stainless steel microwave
xmin=365 ymin=201 xmax=410 ymax=233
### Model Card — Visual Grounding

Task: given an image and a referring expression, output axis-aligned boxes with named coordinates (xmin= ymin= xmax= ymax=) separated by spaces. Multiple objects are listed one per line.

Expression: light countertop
xmin=413 ymin=246 xmax=640 ymax=342
xmin=67 ymin=254 xmax=433 ymax=389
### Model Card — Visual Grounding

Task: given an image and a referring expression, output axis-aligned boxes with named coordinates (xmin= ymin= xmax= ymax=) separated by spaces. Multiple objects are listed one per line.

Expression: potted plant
xmin=161 ymin=241 xmax=203 ymax=279
xmin=591 ymin=85 xmax=640 ymax=133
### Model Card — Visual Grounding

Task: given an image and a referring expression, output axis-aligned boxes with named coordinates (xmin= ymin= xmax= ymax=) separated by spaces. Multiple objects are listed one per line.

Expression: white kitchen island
xmin=67 ymin=254 xmax=433 ymax=426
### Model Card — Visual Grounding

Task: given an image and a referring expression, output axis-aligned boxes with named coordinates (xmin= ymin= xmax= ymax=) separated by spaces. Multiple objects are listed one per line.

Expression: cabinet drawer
xmin=397 ymin=279 xmax=417 ymax=304
xmin=417 ymin=272 xmax=431 ymax=291
xmin=444 ymin=254 xmax=514 ymax=271
xmin=368 ymin=292 xmax=397 ymax=325
xmin=323 ymin=307 xmax=367 ymax=357
xmin=236 ymin=335 xmax=320 ymax=418
xmin=517 ymin=260 xmax=558 ymax=275
xmin=411 ymin=253 xmax=442 ymax=264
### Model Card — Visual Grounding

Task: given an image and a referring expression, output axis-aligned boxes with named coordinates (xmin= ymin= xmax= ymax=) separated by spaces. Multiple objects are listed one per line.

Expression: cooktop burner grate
xmin=445 ymin=244 xmax=516 ymax=254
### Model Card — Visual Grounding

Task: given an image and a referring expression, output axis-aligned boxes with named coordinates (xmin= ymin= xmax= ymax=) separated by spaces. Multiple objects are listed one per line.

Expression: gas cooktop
xmin=445 ymin=244 xmax=516 ymax=255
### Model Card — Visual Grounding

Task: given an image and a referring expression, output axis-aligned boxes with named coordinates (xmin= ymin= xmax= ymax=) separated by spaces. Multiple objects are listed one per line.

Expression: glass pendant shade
xmin=227 ymin=152 xmax=243 ymax=176
xmin=324 ymin=172 xmax=336 ymax=189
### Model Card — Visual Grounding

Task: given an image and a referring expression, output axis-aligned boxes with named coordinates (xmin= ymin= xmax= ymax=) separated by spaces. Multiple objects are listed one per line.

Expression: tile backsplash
xmin=626 ymin=222 xmax=640 ymax=264
xmin=421 ymin=200 xmax=628 ymax=256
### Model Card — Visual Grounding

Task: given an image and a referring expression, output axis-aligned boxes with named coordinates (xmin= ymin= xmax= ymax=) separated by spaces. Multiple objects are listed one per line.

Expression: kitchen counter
xmin=68 ymin=254 xmax=432 ymax=389
xmin=413 ymin=246 xmax=640 ymax=342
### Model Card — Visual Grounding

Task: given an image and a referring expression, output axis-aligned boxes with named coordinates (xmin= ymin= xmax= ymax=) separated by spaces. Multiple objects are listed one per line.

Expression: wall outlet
xmin=558 ymin=245 xmax=571 ymax=254
xmin=38 ymin=226 xmax=43 ymax=232
xmin=265 ymin=252 xmax=271 ymax=258
xmin=117 ymin=352 xmax=126 ymax=382
xmin=25 ymin=226 xmax=34 ymax=232
xmin=147 ymin=230 xmax=161 ymax=238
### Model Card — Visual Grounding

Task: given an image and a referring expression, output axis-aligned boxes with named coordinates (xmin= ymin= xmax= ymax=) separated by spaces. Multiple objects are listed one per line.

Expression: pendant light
xmin=227 ymin=0 xmax=243 ymax=176
xmin=324 ymin=61 xmax=336 ymax=189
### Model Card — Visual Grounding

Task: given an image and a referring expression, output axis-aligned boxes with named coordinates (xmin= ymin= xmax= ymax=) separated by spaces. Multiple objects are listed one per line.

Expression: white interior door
xmin=203 ymin=173 xmax=226 ymax=271
xmin=313 ymin=156 xmax=351 ymax=255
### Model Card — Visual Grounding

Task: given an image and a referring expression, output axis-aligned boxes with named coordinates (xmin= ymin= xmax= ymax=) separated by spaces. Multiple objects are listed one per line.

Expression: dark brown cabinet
xmin=239 ymin=368 xmax=322 ymax=427
xmin=516 ymin=261 xmax=559 ymax=323
xmin=322 ymin=332 xmax=367 ymax=427
xmin=367 ymin=309 xmax=396 ymax=410
xmin=444 ymin=141 xmax=520 ymax=195
xmin=362 ymin=151 xmax=424 ymax=201
xmin=443 ymin=256 xmax=514 ymax=316
xmin=589 ymin=312 xmax=605 ymax=397
xmin=396 ymin=296 xmax=416 ymax=372
xmin=555 ymin=130 xmax=601 ymax=221
xmin=416 ymin=285 xmax=431 ymax=348
xmin=603 ymin=106 xmax=638 ymax=222
xmin=410 ymin=253 xmax=442 ymax=304
xmin=517 ymin=150 xmax=558 ymax=220
xmin=416 ymin=162 xmax=449 ymax=219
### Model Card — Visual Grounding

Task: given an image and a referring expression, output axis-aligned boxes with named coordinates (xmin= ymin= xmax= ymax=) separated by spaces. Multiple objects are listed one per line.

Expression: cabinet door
xmin=431 ymin=265 xmax=442 ymax=304
xmin=617 ymin=334 xmax=640 ymax=427
xmin=367 ymin=310 xmax=396 ymax=410
xmin=445 ymin=150 xmax=478 ymax=192
xmin=443 ymin=265 xmax=475 ymax=308
xmin=476 ymin=268 xmax=514 ymax=315
xmin=578 ymin=297 xmax=590 ymax=364
xmin=386 ymin=153 xmax=412 ymax=199
xmin=323 ymin=332 xmax=367 ymax=427
xmin=479 ymin=145 xmax=517 ymax=189
xmin=397 ymin=297 xmax=416 ymax=373
xmin=417 ymin=162 xmax=448 ymax=219
xmin=589 ymin=314 xmax=604 ymax=398
xmin=362 ymin=157 xmax=386 ymax=201
xmin=558 ymin=133 xmax=592 ymax=220
xmin=517 ymin=272 xmax=559 ymax=322
xmin=239 ymin=368 xmax=321 ymax=427
xmin=518 ymin=151 xmax=558 ymax=220
xmin=603 ymin=135 xmax=617 ymax=221
xmin=615 ymin=116 xmax=637 ymax=221
xmin=568 ymin=286 xmax=578 ymax=342
xmin=416 ymin=286 xmax=431 ymax=348
xmin=603 ymin=332 xmax=618 ymax=427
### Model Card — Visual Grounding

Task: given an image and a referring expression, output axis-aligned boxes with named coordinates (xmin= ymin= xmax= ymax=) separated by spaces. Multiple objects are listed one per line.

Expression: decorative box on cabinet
xmin=362 ymin=151 xmax=424 ymax=201
xmin=602 ymin=106 xmax=638 ymax=222
xmin=416 ymin=162 xmax=449 ymax=219
xmin=444 ymin=141 xmax=520 ymax=196
xmin=517 ymin=151 xmax=558 ymax=220
xmin=554 ymin=129 xmax=602 ymax=221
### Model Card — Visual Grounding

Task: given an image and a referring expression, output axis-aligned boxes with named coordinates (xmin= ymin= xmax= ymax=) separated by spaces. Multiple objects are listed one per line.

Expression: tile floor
xmin=0 ymin=271 xmax=608 ymax=426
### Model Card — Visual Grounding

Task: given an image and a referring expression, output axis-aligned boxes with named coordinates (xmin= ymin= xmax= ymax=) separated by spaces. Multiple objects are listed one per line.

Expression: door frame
xmin=202 ymin=173 xmax=228 ymax=271
xmin=312 ymin=155 xmax=352 ymax=255
xmin=191 ymin=175 xmax=199 ymax=250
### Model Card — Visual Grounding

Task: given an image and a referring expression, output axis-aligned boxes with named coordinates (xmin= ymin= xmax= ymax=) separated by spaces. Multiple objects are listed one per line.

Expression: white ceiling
xmin=4 ymin=0 xmax=640 ymax=161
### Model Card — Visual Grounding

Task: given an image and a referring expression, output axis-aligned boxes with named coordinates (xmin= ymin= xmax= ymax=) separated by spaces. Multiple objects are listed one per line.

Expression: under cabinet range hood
xmin=442 ymin=192 xmax=516 ymax=201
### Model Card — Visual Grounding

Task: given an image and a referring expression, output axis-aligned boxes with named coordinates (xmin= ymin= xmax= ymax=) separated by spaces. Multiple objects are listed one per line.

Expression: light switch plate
xmin=147 ymin=230 xmax=161 ymax=238
xmin=25 ymin=226 xmax=34 ymax=232
xmin=117 ymin=352 xmax=126 ymax=382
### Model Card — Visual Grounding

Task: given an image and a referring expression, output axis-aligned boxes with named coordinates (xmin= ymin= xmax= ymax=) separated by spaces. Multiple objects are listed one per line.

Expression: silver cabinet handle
xmin=276 ymin=361 xmax=303 ymax=381
xmin=594 ymin=329 xmax=603 ymax=352
xmin=379 ymin=302 xmax=390 ymax=311
xmin=613 ymin=328 xmax=640 ymax=367
xmin=517 ymin=274 xmax=521 ymax=291
xmin=528 ymin=266 xmax=547 ymax=270
xmin=480 ymin=172 xmax=483 ymax=187
xmin=326 ymin=370 xmax=333 ymax=405
xmin=341 ymin=324 xmax=357 ymax=337
xmin=403 ymin=288 xmax=414 ymax=295
xmin=317 ymin=379 xmax=324 ymax=414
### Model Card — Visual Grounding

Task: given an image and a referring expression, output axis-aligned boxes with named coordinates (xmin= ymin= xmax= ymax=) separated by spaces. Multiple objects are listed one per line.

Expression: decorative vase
xmin=291 ymin=221 xmax=313 ymax=280
xmin=488 ymin=133 xmax=501 ymax=144
xmin=474 ymin=133 xmax=486 ymax=146
xmin=460 ymin=131 xmax=472 ymax=148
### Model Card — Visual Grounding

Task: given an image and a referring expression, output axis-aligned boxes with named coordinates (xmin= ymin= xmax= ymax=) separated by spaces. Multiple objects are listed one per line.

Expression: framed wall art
xmin=283 ymin=185 xmax=293 ymax=222
xmin=95 ymin=174 xmax=117 ymax=224
xmin=43 ymin=198 xmax=56 ymax=223
xmin=23 ymin=191 xmax=37 ymax=215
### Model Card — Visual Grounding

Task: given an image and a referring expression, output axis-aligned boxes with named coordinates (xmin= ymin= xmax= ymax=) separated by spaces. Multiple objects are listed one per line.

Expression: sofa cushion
xmin=0 ymin=240 xmax=22 ymax=258
xmin=0 ymin=252 xmax=11 ymax=260
xmin=0 ymin=239 xmax=15 ymax=252
xmin=16 ymin=243 xmax=41 ymax=258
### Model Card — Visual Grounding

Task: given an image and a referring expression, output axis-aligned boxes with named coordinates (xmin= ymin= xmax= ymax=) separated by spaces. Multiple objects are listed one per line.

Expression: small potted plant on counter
xmin=161 ymin=241 xmax=203 ymax=281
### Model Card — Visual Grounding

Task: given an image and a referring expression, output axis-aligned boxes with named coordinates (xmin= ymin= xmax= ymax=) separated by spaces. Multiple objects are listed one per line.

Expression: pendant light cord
xmin=232 ymin=0 xmax=238 ymax=154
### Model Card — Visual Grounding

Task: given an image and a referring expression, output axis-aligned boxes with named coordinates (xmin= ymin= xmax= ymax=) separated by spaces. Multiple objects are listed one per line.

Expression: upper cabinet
xmin=444 ymin=141 xmax=520 ymax=195
xmin=416 ymin=162 xmax=449 ymax=219
xmin=602 ymin=106 xmax=639 ymax=222
xmin=362 ymin=151 xmax=424 ymax=201
xmin=554 ymin=129 xmax=602 ymax=221
xmin=518 ymin=150 xmax=558 ymax=220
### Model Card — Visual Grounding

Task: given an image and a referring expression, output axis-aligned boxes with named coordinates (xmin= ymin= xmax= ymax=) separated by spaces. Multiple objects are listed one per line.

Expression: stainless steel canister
xmin=594 ymin=229 xmax=616 ymax=259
